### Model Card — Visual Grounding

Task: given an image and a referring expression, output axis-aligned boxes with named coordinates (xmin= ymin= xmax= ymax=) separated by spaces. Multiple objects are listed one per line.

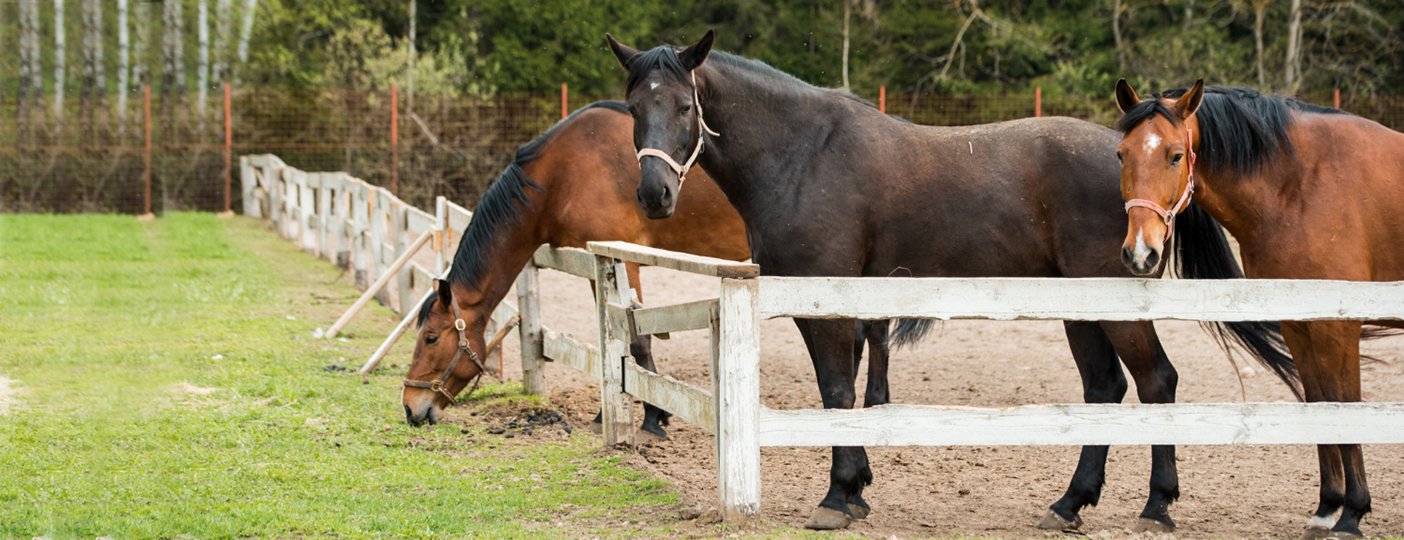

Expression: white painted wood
xmin=393 ymin=204 xmax=413 ymax=315
xmin=299 ymin=172 xmax=316 ymax=252
xmin=757 ymin=402 xmax=1404 ymax=447
xmin=595 ymin=255 xmax=634 ymax=446
xmin=532 ymin=245 xmax=595 ymax=279
xmin=756 ymin=277 xmax=1404 ymax=322
xmin=517 ymin=260 xmax=547 ymax=396
xmin=434 ymin=196 xmax=447 ymax=274
xmin=543 ymin=328 xmax=600 ymax=379
xmin=316 ymin=173 xmax=332 ymax=261
xmin=588 ymin=241 xmax=758 ymax=279
xmin=622 ymin=362 xmax=717 ymax=434
xmin=325 ymin=230 xmax=432 ymax=338
xmin=632 ymin=298 xmax=719 ymax=336
xmin=239 ymin=155 xmax=259 ymax=217
xmin=359 ymin=289 xmax=432 ymax=375
xmin=716 ymin=278 xmax=762 ymax=519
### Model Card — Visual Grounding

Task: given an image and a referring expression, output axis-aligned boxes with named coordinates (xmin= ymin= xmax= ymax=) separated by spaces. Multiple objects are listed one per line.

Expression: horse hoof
xmin=1036 ymin=510 xmax=1082 ymax=532
xmin=847 ymin=503 xmax=870 ymax=520
xmin=1323 ymin=531 xmax=1362 ymax=540
xmin=1134 ymin=517 xmax=1174 ymax=533
xmin=636 ymin=427 xmax=667 ymax=442
xmin=1301 ymin=527 xmax=1332 ymax=540
xmin=804 ymin=507 xmax=852 ymax=530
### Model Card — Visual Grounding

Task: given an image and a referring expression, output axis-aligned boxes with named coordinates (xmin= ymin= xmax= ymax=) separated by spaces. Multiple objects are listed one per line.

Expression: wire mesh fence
xmin=2 ymin=86 xmax=1401 ymax=213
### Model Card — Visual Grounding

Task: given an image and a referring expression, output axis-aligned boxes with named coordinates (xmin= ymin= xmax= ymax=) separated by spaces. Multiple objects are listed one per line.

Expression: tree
xmin=117 ymin=0 xmax=130 ymax=129
xmin=53 ymin=0 xmax=66 ymax=126
xmin=18 ymin=0 xmax=42 ymax=136
xmin=1284 ymin=0 xmax=1302 ymax=92
xmin=198 ymin=0 xmax=211 ymax=129
xmin=213 ymin=0 xmax=233 ymax=82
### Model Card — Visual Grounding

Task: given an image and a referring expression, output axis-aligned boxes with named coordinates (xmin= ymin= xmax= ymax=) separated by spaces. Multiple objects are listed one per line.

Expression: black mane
xmin=623 ymin=47 xmax=879 ymax=111
xmin=1115 ymin=86 xmax=1343 ymax=178
xmin=418 ymin=101 xmax=629 ymax=327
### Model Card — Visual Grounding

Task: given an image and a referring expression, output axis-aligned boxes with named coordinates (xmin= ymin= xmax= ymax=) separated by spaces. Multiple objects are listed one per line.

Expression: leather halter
xmin=634 ymin=70 xmax=721 ymax=190
xmin=1124 ymin=124 xmax=1197 ymax=238
xmin=402 ymin=293 xmax=489 ymax=404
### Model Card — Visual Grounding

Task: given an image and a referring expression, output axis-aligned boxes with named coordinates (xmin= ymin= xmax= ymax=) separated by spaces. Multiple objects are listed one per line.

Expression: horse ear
xmin=1115 ymin=79 xmax=1141 ymax=113
xmin=678 ymin=30 xmax=715 ymax=71
xmin=434 ymin=279 xmax=452 ymax=310
xmin=606 ymin=33 xmax=640 ymax=71
xmin=1175 ymin=79 xmax=1205 ymax=119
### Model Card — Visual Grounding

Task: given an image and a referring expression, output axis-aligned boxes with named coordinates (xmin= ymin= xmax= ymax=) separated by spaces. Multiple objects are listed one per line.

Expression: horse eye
xmin=678 ymin=105 xmax=691 ymax=116
xmin=425 ymin=335 xmax=439 ymax=345
xmin=1115 ymin=151 xmax=1123 ymax=163
xmin=1171 ymin=153 xmax=1184 ymax=165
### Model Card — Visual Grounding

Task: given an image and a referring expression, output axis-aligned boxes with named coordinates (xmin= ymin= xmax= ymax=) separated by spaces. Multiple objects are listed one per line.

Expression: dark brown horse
xmin=1114 ymin=80 xmax=1404 ymax=539
xmin=605 ymin=31 xmax=1293 ymax=532
xmin=402 ymin=101 xmax=895 ymax=437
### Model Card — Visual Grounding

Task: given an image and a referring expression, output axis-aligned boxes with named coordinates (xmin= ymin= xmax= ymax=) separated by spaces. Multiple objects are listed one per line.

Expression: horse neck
xmin=453 ymin=190 xmax=548 ymax=324
xmin=695 ymin=61 xmax=845 ymax=218
xmin=1189 ymin=165 xmax=1287 ymax=257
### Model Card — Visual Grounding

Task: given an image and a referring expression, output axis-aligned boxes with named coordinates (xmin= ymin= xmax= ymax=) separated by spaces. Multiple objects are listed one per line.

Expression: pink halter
xmin=635 ymin=70 xmax=721 ymax=190
xmin=1123 ymin=124 xmax=1197 ymax=238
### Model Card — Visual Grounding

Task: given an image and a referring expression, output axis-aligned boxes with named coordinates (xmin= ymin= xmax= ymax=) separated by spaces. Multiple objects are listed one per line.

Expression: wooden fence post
xmin=878 ymin=85 xmax=886 ymax=114
xmin=394 ymin=203 xmax=413 ymax=314
xmin=221 ymin=82 xmax=233 ymax=216
xmin=140 ymin=84 xmax=153 ymax=219
xmin=239 ymin=156 xmax=257 ymax=217
xmin=716 ymin=277 xmax=762 ymax=520
xmin=517 ymin=257 xmax=546 ymax=395
xmin=434 ymin=196 xmax=448 ymax=274
xmin=561 ymin=83 xmax=569 ymax=119
xmin=1034 ymin=86 xmax=1042 ymax=118
xmin=594 ymin=254 xmax=634 ymax=446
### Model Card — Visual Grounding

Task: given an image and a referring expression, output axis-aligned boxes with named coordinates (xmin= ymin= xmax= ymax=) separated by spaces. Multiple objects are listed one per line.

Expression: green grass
xmin=0 ymin=213 xmax=679 ymax=538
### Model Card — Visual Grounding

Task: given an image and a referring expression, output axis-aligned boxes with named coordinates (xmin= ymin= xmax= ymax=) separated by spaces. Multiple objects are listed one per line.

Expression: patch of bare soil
xmin=472 ymin=267 xmax=1404 ymax=538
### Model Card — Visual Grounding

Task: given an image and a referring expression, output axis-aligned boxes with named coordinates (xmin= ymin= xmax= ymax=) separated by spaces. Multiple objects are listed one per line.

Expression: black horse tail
xmin=890 ymin=318 xmax=937 ymax=349
xmin=1173 ymin=203 xmax=1302 ymax=399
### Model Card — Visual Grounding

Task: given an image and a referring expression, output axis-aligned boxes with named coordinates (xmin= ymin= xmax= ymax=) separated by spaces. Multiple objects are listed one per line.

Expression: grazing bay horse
xmin=606 ymin=31 xmax=1293 ymax=532
xmin=1114 ymin=80 xmax=1404 ymax=539
xmin=401 ymin=101 xmax=896 ymax=437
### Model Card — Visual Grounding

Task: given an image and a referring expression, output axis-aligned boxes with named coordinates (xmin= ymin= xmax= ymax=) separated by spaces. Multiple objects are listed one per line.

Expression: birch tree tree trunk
xmin=407 ymin=0 xmax=415 ymax=113
xmin=1113 ymin=0 xmax=1127 ymax=71
xmin=117 ymin=0 xmax=130 ymax=129
xmin=133 ymin=1 xmax=151 ymax=90
xmin=841 ymin=0 xmax=851 ymax=90
xmin=81 ymin=0 xmax=104 ymax=140
xmin=235 ymin=0 xmax=258 ymax=66
xmin=1254 ymin=0 xmax=1269 ymax=88
xmin=213 ymin=0 xmax=232 ymax=83
xmin=198 ymin=0 xmax=210 ymax=130
xmin=53 ymin=0 xmax=67 ymax=126
xmin=1284 ymin=0 xmax=1302 ymax=93
xmin=18 ymin=0 xmax=41 ymax=136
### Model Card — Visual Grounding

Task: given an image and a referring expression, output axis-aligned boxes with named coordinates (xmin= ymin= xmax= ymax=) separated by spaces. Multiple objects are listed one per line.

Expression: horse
xmin=604 ymin=31 xmax=1293 ymax=532
xmin=1113 ymin=79 xmax=1404 ymax=539
xmin=400 ymin=101 xmax=893 ymax=439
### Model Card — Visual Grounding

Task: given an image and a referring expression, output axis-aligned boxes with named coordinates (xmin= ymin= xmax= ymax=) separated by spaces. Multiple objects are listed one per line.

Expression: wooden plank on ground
xmin=622 ymin=362 xmax=716 ymax=434
xmin=632 ymin=298 xmax=718 ymax=335
xmin=755 ymin=277 xmax=1404 ymax=322
xmin=588 ymin=241 xmax=758 ymax=279
xmin=757 ymin=402 xmax=1404 ymax=447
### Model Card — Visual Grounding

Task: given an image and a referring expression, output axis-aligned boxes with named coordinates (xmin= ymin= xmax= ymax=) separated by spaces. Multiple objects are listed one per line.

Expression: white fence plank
xmin=517 ymin=260 xmax=547 ymax=396
xmin=758 ymin=402 xmax=1404 ymax=447
xmin=756 ymin=276 xmax=1404 ymax=321
xmin=589 ymin=241 xmax=759 ymax=279
xmin=632 ymin=298 xmax=718 ymax=336
xmin=532 ymin=245 xmax=596 ymax=279
xmin=543 ymin=328 xmax=599 ymax=379
xmin=623 ymin=362 xmax=717 ymax=434
xmin=717 ymin=278 xmax=762 ymax=519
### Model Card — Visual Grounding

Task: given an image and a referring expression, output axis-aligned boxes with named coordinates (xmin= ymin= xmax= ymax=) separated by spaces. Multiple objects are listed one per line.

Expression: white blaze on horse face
xmin=649 ymin=81 xmax=661 ymax=91
xmin=1133 ymin=226 xmax=1154 ymax=266
xmin=1143 ymin=133 xmax=1162 ymax=155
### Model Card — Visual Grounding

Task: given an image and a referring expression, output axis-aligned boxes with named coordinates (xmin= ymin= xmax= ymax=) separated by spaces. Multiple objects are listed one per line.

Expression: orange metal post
xmin=390 ymin=84 xmax=399 ymax=195
xmin=223 ymin=83 xmax=233 ymax=214
xmin=561 ymin=83 xmax=569 ymax=119
xmin=143 ymin=85 xmax=153 ymax=217
xmin=879 ymin=86 xmax=886 ymax=114
xmin=1334 ymin=88 xmax=1341 ymax=109
xmin=1034 ymin=86 xmax=1042 ymax=118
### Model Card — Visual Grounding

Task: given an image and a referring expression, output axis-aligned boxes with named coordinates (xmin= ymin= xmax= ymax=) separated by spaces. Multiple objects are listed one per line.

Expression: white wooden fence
xmin=242 ymin=155 xmax=1404 ymax=524
xmin=581 ymin=240 xmax=1404 ymax=521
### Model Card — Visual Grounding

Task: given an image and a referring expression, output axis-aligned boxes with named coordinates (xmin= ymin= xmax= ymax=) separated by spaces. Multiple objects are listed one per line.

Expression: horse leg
xmin=861 ymin=320 xmax=890 ymax=408
xmin=795 ymin=318 xmax=870 ymax=530
xmin=1103 ymin=321 xmax=1180 ymax=532
xmin=1289 ymin=321 xmax=1369 ymax=539
xmin=629 ymin=333 xmax=672 ymax=440
xmin=1041 ymin=321 xmax=1127 ymax=531
xmin=1285 ymin=322 xmax=1345 ymax=538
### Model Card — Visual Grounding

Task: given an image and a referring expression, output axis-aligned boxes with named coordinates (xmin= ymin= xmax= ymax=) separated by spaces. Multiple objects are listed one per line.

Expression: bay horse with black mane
xmin=1114 ymin=79 xmax=1404 ymax=539
xmin=400 ymin=101 xmax=892 ymax=438
xmin=605 ymin=31 xmax=1293 ymax=532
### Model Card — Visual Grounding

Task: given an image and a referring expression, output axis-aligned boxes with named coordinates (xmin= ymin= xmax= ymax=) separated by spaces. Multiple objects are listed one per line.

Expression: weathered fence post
xmin=594 ymin=254 xmax=635 ymax=446
xmin=239 ymin=156 xmax=258 ymax=217
xmin=434 ymin=196 xmax=448 ymax=274
xmin=393 ymin=203 xmax=412 ymax=313
xmin=716 ymin=277 xmax=762 ymax=520
xmin=517 ymin=256 xmax=546 ymax=395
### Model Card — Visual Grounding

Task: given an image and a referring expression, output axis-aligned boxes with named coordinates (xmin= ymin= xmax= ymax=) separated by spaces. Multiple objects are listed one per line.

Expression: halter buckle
xmin=454 ymin=319 xmax=466 ymax=332
xmin=429 ymin=379 xmax=445 ymax=393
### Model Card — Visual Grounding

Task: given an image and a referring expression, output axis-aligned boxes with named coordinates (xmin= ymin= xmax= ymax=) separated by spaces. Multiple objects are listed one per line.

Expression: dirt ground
xmin=478 ymin=266 xmax=1404 ymax=539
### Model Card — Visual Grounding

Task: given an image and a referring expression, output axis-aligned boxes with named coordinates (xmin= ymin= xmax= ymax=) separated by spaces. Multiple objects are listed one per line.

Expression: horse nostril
xmin=1121 ymin=245 xmax=1135 ymax=267
xmin=1144 ymin=249 xmax=1161 ymax=270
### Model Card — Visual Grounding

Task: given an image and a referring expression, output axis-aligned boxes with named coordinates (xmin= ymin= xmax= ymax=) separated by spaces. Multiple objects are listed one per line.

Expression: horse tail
xmin=890 ymin=318 xmax=937 ymax=349
xmin=1173 ymin=203 xmax=1302 ymax=399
